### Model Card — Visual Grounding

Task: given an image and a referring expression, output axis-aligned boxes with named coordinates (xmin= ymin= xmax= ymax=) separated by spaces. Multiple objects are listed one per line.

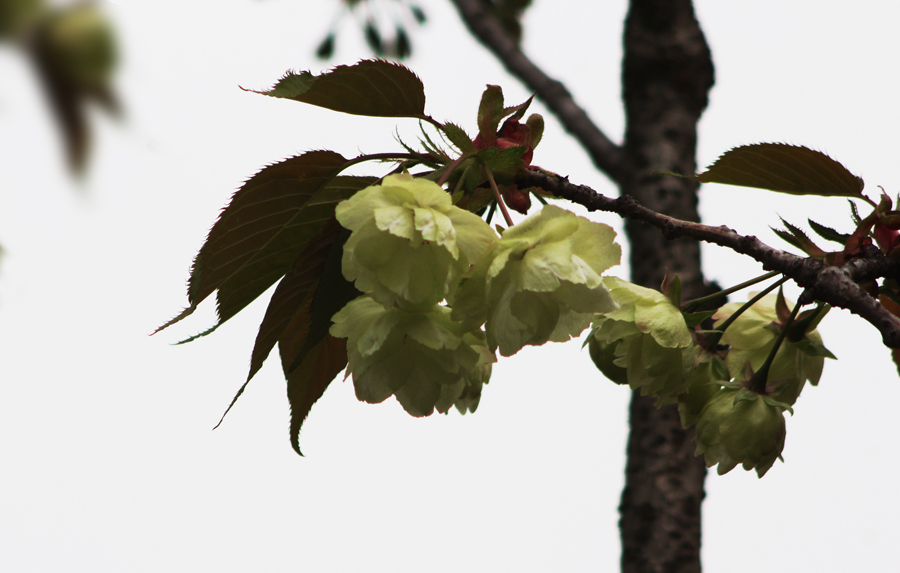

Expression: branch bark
xmin=519 ymin=170 xmax=900 ymax=348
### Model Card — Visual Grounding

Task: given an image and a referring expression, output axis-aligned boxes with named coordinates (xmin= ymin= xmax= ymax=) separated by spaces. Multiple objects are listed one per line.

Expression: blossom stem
xmin=484 ymin=165 xmax=515 ymax=227
xmin=705 ymin=276 xmax=789 ymax=347
xmin=748 ymin=296 xmax=803 ymax=394
xmin=437 ymin=152 xmax=470 ymax=187
xmin=682 ymin=270 xmax=780 ymax=313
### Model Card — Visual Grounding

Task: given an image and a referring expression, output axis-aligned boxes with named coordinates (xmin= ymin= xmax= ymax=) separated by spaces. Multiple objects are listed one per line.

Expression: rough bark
xmin=618 ymin=2 xmax=714 ymax=572
xmin=451 ymin=0 xmax=715 ymax=570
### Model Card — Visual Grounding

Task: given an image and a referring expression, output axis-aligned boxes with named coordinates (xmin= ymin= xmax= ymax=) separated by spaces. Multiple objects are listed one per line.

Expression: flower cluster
xmin=331 ymin=173 xmax=497 ymax=416
xmin=588 ymin=286 xmax=833 ymax=478
xmin=452 ymin=205 xmax=621 ymax=356
xmin=331 ymin=174 xmax=623 ymax=415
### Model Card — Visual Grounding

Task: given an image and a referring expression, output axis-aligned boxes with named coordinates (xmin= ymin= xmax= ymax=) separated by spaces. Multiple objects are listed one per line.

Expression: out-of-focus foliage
xmin=0 ymin=0 xmax=118 ymax=174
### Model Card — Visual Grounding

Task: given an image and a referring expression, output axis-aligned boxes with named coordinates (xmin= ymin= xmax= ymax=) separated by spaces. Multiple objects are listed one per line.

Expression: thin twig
xmin=449 ymin=0 xmax=626 ymax=182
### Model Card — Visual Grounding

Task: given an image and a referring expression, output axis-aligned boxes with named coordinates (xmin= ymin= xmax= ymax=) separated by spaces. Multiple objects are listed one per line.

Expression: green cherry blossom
xmin=330 ymin=296 xmax=495 ymax=417
xmin=336 ymin=172 xmax=497 ymax=308
xmin=714 ymin=293 xmax=832 ymax=406
xmin=590 ymin=277 xmax=695 ymax=404
xmin=452 ymin=205 xmax=621 ymax=356
xmin=693 ymin=387 xmax=787 ymax=478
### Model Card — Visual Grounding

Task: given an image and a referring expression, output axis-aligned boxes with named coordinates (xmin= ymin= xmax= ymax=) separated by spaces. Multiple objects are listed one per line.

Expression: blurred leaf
xmin=29 ymin=3 xmax=119 ymax=173
xmin=692 ymin=143 xmax=864 ymax=198
xmin=395 ymin=27 xmax=411 ymax=59
xmin=363 ymin=20 xmax=383 ymax=55
xmin=156 ymin=152 xmax=363 ymax=334
xmin=410 ymin=4 xmax=426 ymax=24
xmin=249 ymin=60 xmax=427 ymax=119
xmin=315 ymin=33 xmax=335 ymax=59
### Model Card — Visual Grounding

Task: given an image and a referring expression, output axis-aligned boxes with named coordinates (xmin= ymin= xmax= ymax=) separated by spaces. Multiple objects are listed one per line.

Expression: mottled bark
xmin=452 ymin=0 xmax=715 ymax=570
xmin=619 ymin=1 xmax=714 ymax=572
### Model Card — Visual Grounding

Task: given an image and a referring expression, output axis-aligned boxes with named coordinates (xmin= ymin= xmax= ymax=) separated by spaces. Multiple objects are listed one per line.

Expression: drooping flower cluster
xmin=588 ymin=285 xmax=834 ymax=478
xmin=332 ymin=173 xmax=497 ymax=416
xmin=589 ymin=276 xmax=696 ymax=404
xmin=452 ymin=205 xmax=621 ymax=356
xmin=331 ymin=175 xmax=624 ymax=415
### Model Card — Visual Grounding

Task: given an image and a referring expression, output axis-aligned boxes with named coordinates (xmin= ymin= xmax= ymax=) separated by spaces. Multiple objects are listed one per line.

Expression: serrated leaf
xmin=156 ymin=152 xmax=369 ymax=335
xmin=249 ymin=60 xmax=427 ymax=119
xmin=848 ymin=200 xmax=862 ymax=225
xmin=808 ymin=219 xmax=851 ymax=244
xmin=693 ymin=143 xmax=864 ymax=198
xmin=245 ymin=219 xmax=347 ymax=387
xmin=284 ymin=333 xmax=348 ymax=456
xmin=479 ymin=145 xmax=527 ymax=172
xmin=502 ymin=95 xmax=533 ymax=122
xmin=441 ymin=123 xmax=476 ymax=153
xmin=477 ymin=85 xmax=504 ymax=147
xmin=771 ymin=227 xmax=807 ymax=252
xmin=773 ymin=218 xmax=826 ymax=258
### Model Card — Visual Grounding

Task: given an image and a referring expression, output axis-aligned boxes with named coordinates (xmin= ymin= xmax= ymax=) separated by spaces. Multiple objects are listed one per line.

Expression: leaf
xmin=772 ymin=217 xmax=826 ymax=258
xmin=441 ymin=122 xmax=476 ymax=153
xmin=155 ymin=151 xmax=369 ymax=335
xmin=502 ymin=95 xmax=533 ymax=122
xmin=478 ymin=145 xmax=527 ymax=172
xmin=808 ymin=219 xmax=851 ymax=244
xmin=682 ymin=309 xmax=717 ymax=328
xmin=693 ymin=143 xmax=864 ymax=198
xmin=245 ymin=218 xmax=347 ymax=386
xmin=248 ymin=60 xmax=426 ymax=119
xmin=476 ymin=85 xmax=504 ymax=146
xmin=284 ymin=334 xmax=348 ymax=456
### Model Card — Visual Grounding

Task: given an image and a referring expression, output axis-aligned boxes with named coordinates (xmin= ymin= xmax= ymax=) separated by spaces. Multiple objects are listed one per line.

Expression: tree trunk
xmin=618 ymin=1 xmax=714 ymax=571
xmin=449 ymin=0 xmax=716 ymax=569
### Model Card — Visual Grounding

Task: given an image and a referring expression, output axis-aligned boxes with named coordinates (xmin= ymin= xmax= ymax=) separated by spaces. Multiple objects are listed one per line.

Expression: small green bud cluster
xmin=589 ymin=287 xmax=833 ymax=477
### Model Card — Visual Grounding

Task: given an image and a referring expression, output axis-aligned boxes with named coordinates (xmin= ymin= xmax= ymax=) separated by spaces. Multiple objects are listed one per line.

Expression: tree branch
xmin=449 ymin=0 xmax=626 ymax=182
xmin=521 ymin=169 xmax=900 ymax=348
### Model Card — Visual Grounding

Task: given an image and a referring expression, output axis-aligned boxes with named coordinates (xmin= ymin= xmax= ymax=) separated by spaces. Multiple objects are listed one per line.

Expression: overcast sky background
xmin=1 ymin=1 xmax=898 ymax=571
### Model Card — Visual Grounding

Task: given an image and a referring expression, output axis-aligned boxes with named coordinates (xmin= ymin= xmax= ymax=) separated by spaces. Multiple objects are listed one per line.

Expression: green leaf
xmin=849 ymin=200 xmax=863 ymax=225
xmin=772 ymin=218 xmax=826 ymax=258
xmin=441 ymin=122 xmax=476 ymax=153
xmin=477 ymin=85 xmax=504 ymax=146
xmin=693 ymin=143 xmax=864 ymax=198
xmin=502 ymin=95 xmax=533 ymax=122
xmin=808 ymin=219 xmax=851 ymax=244
xmin=682 ymin=309 xmax=716 ymax=328
xmin=478 ymin=145 xmax=527 ymax=172
xmin=525 ymin=113 xmax=544 ymax=149
xmin=249 ymin=60 xmax=427 ymax=119
xmin=283 ymin=333 xmax=348 ymax=456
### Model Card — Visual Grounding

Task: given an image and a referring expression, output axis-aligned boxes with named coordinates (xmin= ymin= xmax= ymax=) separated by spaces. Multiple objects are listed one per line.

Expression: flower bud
xmin=694 ymin=388 xmax=786 ymax=477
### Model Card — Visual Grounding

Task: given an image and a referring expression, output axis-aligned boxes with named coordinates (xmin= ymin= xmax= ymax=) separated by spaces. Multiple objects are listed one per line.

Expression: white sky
xmin=1 ymin=1 xmax=898 ymax=571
